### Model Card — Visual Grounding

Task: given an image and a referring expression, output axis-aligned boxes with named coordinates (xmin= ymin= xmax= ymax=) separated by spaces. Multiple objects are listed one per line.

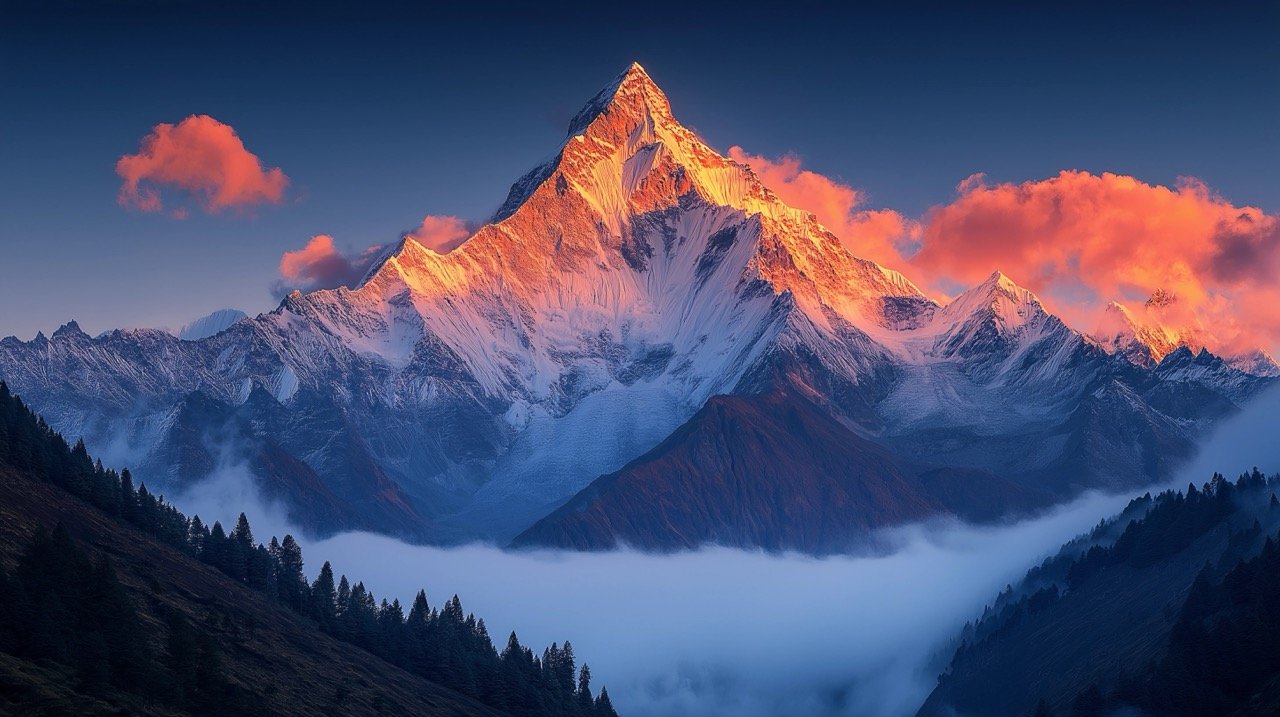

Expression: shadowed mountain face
xmin=512 ymin=391 xmax=1048 ymax=553
xmin=0 ymin=65 xmax=1272 ymax=551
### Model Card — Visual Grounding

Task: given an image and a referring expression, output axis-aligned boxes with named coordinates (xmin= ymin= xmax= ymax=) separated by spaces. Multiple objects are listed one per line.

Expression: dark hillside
xmin=0 ymin=461 xmax=502 ymax=716
xmin=919 ymin=472 xmax=1280 ymax=717
xmin=0 ymin=381 xmax=619 ymax=716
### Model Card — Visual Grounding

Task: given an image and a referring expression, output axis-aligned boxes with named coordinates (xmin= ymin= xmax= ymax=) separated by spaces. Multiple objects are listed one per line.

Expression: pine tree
xmin=595 ymin=686 xmax=619 ymax=717
xmin=558 ymin=640 xmax=578 ymax=695
xmin=310 ymin=561 xmax=338 ymax=630
xmin=228 ymin=513 xmax=254 ymax=582
xmin=275 ymin=535 xmax=307 ymax=611
xmin=206 ymin=521 xmax=229 ymax=573
xmin=246 ymin=544 xmax=274 ymax=593
xmin=68 ymin=438 xmax=93 ymax=497
xmin=119 ymin=468 xmax=137 ymax=522
xmin=336 ymin=576 xmax=351 ymax=618
xmin=577 ymin=663 xmax=594 ymax=711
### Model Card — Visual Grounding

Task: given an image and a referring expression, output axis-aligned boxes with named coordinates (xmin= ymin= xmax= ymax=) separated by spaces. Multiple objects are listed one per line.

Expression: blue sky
xmin=1 ymin=1 xmax=1276 ymax=338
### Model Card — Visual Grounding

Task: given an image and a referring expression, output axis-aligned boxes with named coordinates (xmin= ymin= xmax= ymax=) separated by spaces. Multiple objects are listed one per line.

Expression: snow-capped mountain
xmin=0 ymin=64 xmax=1272 ymax=549
xmin=1092 ymin=296 xmax=1200 ymax=367
xmin=1090 ymin=290 xmax=1278 ymax=377
xmin=174 ymin=308 xmax=248 ymax=341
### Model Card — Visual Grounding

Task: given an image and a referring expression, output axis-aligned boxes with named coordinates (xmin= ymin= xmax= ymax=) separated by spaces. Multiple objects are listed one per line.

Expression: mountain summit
xmin=0 ymin=64 xmax=1272 ymax=550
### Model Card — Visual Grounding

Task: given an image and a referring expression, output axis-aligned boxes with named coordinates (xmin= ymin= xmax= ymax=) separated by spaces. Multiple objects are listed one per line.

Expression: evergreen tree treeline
xmin=0 ymin=382 xmax=619 ymax=717
xmin=965 ymin=468 xmax=1280 ymax=717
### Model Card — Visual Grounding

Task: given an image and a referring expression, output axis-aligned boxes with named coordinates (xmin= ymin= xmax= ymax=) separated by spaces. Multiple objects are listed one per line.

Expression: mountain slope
xmin=0 ymin=451 xmax=504 ymax=715
xmin=513 ymin=391 xmax=1046 ymax=552
xmin=0 ymin=383 xmax=619 ymax=716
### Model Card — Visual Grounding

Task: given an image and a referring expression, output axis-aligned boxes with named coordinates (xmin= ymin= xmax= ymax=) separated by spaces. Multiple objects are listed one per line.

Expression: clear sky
xmin=1 ymin=1 xmax=1276 ymax=339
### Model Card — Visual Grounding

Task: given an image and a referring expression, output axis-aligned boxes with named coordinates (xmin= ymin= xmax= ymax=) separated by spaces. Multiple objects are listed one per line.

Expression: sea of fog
xmin=172 ymin=386 xmax=1280 ymax=717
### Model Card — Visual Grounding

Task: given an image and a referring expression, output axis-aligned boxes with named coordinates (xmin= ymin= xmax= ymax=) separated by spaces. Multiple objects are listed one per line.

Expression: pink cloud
xmin=407 ymin=215 xmax=471 ymax=253
xmin=275 ymin=215 xmax=472 ymax=294
xmin=727 ymin=146 xmax=917 ymax=269
xmin=278 ymin=235 xmax=383 ymax=292
xmin=116 ymin=115 xmax=288 ymax=215
xmin=727 ymin=146 xmax=1280 ymax=354
xmin=914 ymin=170 xmax=1280 ymax=352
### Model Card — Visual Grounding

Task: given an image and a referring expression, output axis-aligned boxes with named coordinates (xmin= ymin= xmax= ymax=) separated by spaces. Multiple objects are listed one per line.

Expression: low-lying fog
xmin=177 ymin=470 xmax=1134 ymax=716
xmin=172 ymin=387 xmax=1280 ymax=717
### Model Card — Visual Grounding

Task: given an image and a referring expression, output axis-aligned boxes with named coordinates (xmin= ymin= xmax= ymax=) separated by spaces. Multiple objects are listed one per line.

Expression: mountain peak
xmin=1092 ymin=296 xmax=1198 ymax=367
xmin=1226 ymin=349 xmax=1280 ymax=377
xmin=52 ymin=320 xmax=86 ymax=339
xmin=971 ymin=270 xmax=1040 ymax=305
xmin=980 ymin=270 xmax=1022 ymax=293
xmin=370 ymin=63 xmax=931 ymax=352
xmin=1145 ymin=288 xmax=1176 ymax=310
xmin=942 ymin=270 xmax=1046 ymax=333
xmin=566 ymin=61 xmax=672 ymax=138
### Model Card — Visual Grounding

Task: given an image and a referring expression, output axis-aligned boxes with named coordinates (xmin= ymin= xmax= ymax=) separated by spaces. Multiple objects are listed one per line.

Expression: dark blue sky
xmin=1 ymin=1 xmax=1276 ymax=338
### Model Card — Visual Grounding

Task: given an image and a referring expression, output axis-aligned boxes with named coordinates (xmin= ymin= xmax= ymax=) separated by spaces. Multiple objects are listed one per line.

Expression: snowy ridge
xmin=1092 ymin=300 xmax=1196 ymax=367
xmin=1090 ymin=295 xmax=1277 ymax=376
xmin=175 ymin=308 xmax=248 ymax=341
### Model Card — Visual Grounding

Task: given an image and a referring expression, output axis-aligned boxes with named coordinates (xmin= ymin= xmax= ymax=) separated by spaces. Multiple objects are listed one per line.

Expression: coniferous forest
xmin=0 ymin=381 xmax=618 ymax=716
xmin=925 ymin=469 xmax=1280 ymax=716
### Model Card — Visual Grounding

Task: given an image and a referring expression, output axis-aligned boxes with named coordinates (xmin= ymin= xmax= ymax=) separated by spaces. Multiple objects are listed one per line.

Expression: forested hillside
xmin=0 ymin=381 xmax=618 ymax=716
xmin=920 ymin=471 xmax=1280 ymax=716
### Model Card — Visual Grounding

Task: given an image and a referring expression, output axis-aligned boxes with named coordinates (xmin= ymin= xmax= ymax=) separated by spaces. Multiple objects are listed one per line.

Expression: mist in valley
xmin=168 ymin=385 xmax=1280 ymax=717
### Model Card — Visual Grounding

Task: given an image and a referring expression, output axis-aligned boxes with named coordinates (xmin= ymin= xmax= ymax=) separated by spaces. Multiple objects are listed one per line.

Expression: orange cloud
xmin=276 ymin=215 xmax=472 ymax=294
xmin=725 ymin=147 xmax=1280 ymax=354
xmin=914 ymin=170 xmax=1280 ymax=352
xmin=278 ymin=235 xmax=383 ymax=292
xmin=116 ymin=115 xmax=288 ymax=215
xmin=407 ymin=215 xmax=470 ymax=253
xmin=727 ymin=146 xmax=917 ymax=268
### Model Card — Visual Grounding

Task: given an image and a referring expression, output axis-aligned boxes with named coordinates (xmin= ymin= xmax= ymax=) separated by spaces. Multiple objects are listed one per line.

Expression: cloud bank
xmin=918 ymin=171 xmax=1280 ymax=351
xmin=305 ymin=495 xmax=1136 ymax=717
xmin=116 ymin=115 xmax=288 ymax=215
xmin=173 ymin=471 xmax=1136 ymax=717
xmin=406 ymin=214 xmax=471 ymax=253
xmin=733 ymin=149 xmax=1280 ymax=355
xmin=278 ymin=234 xmax=385 ymax=293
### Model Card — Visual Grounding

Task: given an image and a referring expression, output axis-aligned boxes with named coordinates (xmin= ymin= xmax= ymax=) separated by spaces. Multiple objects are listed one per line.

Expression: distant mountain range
xmin=0 ymin=64 xmax=1274 ymax=552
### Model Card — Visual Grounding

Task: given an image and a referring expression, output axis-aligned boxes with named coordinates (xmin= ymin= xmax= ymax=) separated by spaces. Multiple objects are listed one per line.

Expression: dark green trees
xmin=310 ymin=560 xmax=338 ymax=629
xmin=0 ymin=381 xmax=623 ymax=716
